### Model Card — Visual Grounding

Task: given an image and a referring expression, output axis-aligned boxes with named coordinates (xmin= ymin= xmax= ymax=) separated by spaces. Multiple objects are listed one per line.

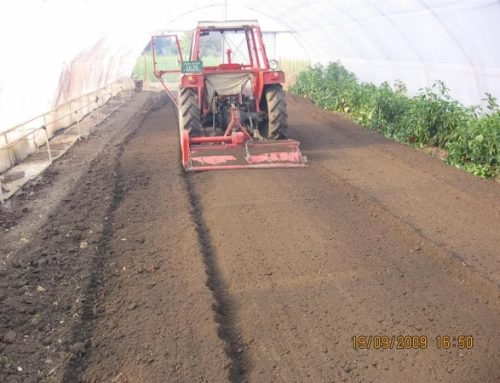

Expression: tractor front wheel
xmin=262 ymin=85 xmax=288 ymax=140
xmin=178 ymin=87 xmax=203 ymax=138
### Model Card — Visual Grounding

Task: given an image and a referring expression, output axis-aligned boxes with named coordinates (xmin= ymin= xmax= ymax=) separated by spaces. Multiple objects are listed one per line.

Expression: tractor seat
xmin=217 ymin=63 xmax=242 ymax=70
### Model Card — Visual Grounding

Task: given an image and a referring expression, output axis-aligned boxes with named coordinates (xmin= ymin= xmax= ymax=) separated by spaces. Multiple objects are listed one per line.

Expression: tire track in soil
xmin=3 ymin=92 xmax=498 ymax=382
xmin=183 ymin=173 xmax=249 ymax=382
xmin=286 ymin=94 xmax=500 ymax=289
xmin=60 ymin=109 xmax=146 ymax=382
xmin=0 ymin=92 xmax=154 ymax=383
xmin=77 ymin=100 xmax=230 ymax=383
xmin=185 ymin=94 xmax=500 ymax=382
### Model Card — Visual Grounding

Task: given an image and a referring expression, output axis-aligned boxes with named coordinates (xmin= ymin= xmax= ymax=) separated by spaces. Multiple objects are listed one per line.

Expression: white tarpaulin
xmin=205 ymin=73 xmax=253 ymax=104
xmin=1 ymin=0 xmax=499 ymax=132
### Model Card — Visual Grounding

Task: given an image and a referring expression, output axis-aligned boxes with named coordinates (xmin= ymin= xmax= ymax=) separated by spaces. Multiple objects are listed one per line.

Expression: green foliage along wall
xmin=290 ymin=62 xmax=499 ymax=178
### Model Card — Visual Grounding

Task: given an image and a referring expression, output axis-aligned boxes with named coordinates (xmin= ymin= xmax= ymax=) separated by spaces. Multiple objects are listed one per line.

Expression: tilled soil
xmin=0 ymin=92 xmax=499 ymax=383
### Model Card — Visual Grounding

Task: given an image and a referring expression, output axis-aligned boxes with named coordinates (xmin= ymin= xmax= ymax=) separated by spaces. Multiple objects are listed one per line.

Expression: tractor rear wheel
xmin=178 ymin=87 xmax=203 ymax=137
xmin=262 ymin=85 xmax=288 ymax=139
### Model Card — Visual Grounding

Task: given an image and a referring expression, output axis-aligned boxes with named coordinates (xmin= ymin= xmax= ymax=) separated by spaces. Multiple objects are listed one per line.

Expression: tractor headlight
xmin=269 ymin=59 xmax=279 ymax=71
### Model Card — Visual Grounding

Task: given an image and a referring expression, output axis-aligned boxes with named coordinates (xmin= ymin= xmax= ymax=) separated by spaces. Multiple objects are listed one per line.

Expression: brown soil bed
xmin=0 ymin=92 xmax=499 ymax=383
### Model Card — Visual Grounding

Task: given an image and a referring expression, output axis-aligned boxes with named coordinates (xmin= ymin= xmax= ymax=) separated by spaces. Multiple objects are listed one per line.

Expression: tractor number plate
xmin=181 ymin=61 xmax=203 ymax=73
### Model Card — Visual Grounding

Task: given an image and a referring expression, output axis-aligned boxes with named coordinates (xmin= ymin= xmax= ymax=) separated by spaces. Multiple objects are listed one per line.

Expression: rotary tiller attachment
xmin=180 ymin=106 xmax=306 ymax=171
xmin=180 ymin=131 xmax=307 ymax=171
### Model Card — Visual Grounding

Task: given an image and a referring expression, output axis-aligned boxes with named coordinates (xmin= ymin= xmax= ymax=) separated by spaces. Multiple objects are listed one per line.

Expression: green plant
xmin=446 ymin=97 xmax=499 ymax=177
xmin=0 ymin=355 xmax=12 ymax=368
xmin=289 ymin=62 xmax=499 ymax=178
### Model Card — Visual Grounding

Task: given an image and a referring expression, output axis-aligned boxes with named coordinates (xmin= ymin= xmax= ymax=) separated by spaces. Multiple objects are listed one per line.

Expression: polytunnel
xmin=1 ymin=1 xmax=500 ymax=382
xmin=1 ymin=0 xmax=499 ymax=133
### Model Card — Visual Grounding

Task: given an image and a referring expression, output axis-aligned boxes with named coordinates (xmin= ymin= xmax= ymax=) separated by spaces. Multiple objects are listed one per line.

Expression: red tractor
xmin=152 ymin=20 xmax=307 ymax=171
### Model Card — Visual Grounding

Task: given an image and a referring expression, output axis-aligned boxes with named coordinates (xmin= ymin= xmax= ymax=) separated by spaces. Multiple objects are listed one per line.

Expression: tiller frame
xmin=181 ymin=105 xmax=307 ymax=171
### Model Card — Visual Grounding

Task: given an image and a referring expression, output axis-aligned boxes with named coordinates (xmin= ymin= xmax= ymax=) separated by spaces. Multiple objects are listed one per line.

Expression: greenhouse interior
xmin=0 ymin=1 xmax=499 ymax=382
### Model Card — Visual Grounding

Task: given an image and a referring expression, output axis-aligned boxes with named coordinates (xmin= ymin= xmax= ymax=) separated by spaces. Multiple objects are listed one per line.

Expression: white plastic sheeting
xmin=1 ymin=0 xmax=499 ymax=132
